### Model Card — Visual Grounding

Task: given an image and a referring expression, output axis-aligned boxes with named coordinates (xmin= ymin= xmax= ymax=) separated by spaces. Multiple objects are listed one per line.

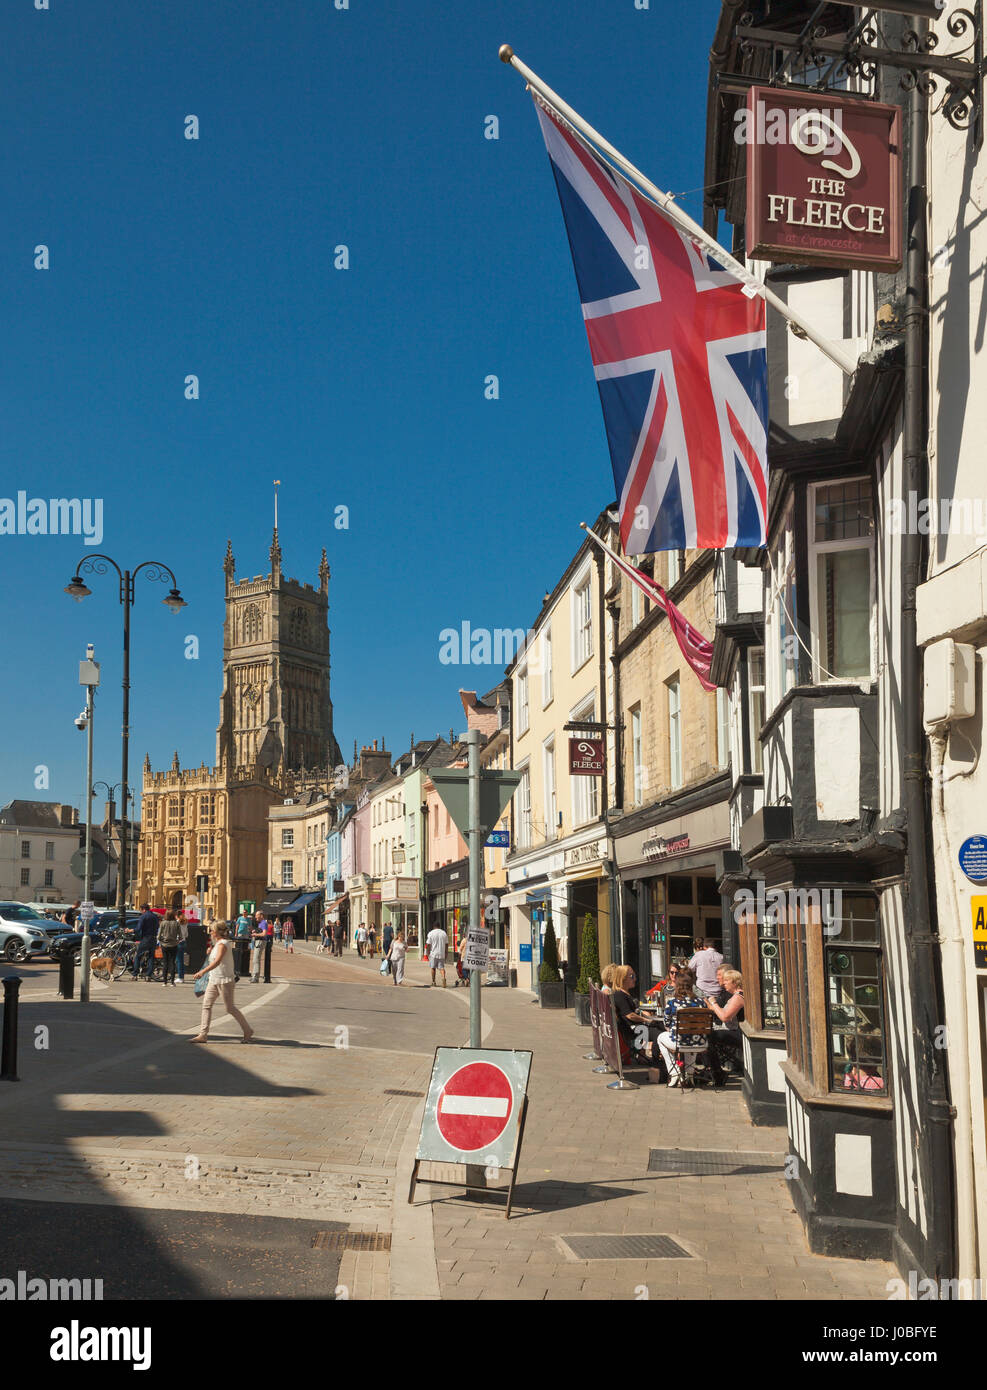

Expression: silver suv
xmin=0 ymin=903 xmax=57 ymax=961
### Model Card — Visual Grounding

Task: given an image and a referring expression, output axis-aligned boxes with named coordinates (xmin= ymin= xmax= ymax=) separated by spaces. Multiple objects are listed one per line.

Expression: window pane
xmin=759 ymin=919 xmax=785 ymax=1028
xmin=827 ymin=940 xmax=885 ymax=1092
xmin=814 ymin=481 xmax=874 ymax=542
xmin=818 ymin=548 xmax=871 ymax=678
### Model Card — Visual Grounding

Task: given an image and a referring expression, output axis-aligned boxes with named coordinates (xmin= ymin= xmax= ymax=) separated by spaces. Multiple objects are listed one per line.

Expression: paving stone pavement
xmin=0 ymin=948 xmax=898 ymax=1301
xmin=422 ymin=985 xmax=897 ymax=1302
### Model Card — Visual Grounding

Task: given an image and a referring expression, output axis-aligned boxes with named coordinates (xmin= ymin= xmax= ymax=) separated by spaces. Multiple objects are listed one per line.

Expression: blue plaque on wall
xmin=519 ymin=943 xmax=532 ymax=963
xmin=959 ymin=836 xmax=987 ymax=883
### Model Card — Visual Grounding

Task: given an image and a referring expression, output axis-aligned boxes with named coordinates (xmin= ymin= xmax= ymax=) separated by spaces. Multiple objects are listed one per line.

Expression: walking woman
xmin=283 ymin=916 xmax=295 ymax=953
xmin=386 ymin=929 xmax=407 ymax=986
xmin=189 ymin=924 xmax=254 ymax=1044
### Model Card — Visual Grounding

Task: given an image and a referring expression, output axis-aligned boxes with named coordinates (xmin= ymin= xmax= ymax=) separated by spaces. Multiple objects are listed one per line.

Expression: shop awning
xmin=564 ymin=864 xmax=606 ymax=882
xmin=283 ymin=891 xmax=322 ymax=912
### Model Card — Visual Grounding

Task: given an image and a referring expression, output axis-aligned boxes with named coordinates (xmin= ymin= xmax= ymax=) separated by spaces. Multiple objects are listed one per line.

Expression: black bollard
xmin=58 ymin=953 xmax=75 ymax=1000
xmin=1 ymin=977 xmax=22 ymax=1082
xmin=263 ymin=935 xmax=273 ymax=984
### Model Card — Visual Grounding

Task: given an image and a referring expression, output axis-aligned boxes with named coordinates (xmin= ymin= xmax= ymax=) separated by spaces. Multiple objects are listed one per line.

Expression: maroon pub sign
xmin=746 ymin=86 xmax=902 ymax=273
xmin=569 ymin=737 xmax=605 ymax=776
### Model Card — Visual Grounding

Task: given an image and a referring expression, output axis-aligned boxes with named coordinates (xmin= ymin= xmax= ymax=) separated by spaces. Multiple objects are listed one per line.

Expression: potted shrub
xmin=538 ymin=919 xmax=565 ymax=1009
xmin=574 ymin=912 xmax=600 ymax=1026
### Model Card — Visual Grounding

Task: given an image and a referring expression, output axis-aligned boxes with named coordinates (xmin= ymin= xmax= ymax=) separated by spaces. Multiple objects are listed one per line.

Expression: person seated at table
xmin=706 ymin=969 xmax=745 ymax=1028
xmin=609 ymin=964 xmax=664 ymax=1082
xmin=646 ymin=958 xmax=687 ymax=1006
xmin=600 ymin=962 xmax=618 ymax=994
xmin=711 ymin=963 xmax=738 ymax=1009
xmin=705 ymin=968 xmax=745 ymax=1084
xmin=842 ymin=1031 xmax=885 ymax=1091
xmin=656 ymin=967 xmax=711 ymax=1087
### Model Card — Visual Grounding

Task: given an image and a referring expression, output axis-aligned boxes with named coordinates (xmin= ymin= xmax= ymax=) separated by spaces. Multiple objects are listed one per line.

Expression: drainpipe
xmin=900 ymin=31 xmax=956 ymax=1280
xmin=594 ymin=538 xmax=620 ymax=968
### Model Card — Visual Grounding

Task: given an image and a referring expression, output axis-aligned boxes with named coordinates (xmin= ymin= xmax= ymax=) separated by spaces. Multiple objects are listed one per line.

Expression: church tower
xmin=217 ymin=531 xmax=341 ymax=779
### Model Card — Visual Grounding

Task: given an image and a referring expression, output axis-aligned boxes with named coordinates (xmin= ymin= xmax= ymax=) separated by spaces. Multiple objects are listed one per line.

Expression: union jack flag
xmin=535 ymin=99 xmax=768 ymax=552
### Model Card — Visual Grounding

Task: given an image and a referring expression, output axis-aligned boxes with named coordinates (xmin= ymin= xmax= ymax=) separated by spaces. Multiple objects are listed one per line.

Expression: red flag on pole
xmin=581 ymin=524 xmax=717 ymax=692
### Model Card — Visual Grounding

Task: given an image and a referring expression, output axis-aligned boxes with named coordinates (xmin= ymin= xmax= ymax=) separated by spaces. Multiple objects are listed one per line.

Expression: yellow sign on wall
xmin=972 ymin=896 xmax=987 ymax=969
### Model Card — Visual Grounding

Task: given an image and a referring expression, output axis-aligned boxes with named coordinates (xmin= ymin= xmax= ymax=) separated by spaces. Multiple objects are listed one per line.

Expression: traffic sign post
xmin=430 ymin=752 xmax=521 ymax=1049
xmin=409 ymin=1047 xmax=533 ymax=1217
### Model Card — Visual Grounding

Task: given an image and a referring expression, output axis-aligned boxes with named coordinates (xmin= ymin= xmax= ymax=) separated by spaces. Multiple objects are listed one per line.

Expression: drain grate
xmin=383 ymin=1088 xmax=425 ymax=1098
xmin=311 ymin=1231 xmax=391 ymax=1252
xmin=560 ymin=1234 xmax=691 ymax=1261
xmin=648 ymin=1147 xmax=786 ymax=1176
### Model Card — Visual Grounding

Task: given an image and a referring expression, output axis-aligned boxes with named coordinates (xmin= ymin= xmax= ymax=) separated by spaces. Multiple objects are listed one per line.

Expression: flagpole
xmin=499 ymin=45 xmax=858 ymax=378
xmin=578 ymin=521 xmax=661 ymax=595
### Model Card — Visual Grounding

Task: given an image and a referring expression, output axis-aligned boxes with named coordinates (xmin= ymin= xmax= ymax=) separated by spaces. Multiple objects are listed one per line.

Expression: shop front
xmin=503 ymin=835 xmax=566 ymax=992
xmin=281 ymin=889 xmax=323 ymax=940
xmin=614 ymin=792 xmax=731 ymax=993
xmin=562 ymin=837 xmax=614 ymax=987
xmin=324 ymin=888 xmax=349 ymax=942
xmin=259 ymin=888 xmax=298 ymax=921
xmin=425 ymin=859 xmax=469 ymax=954
xmin=380 ymin=875 xmax=420 ymax=948
xmin=346 ymin=873 xmax=369 ymax=944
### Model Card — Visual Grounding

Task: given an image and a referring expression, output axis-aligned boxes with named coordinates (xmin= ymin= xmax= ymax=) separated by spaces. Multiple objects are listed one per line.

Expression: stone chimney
xmin=359 ymin=741 xmax=391 ymax=781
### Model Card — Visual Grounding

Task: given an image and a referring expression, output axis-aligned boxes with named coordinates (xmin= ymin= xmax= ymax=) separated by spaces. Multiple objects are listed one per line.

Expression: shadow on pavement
xmin=0 ymin=1199 xmax=345 ymax=1299
xmin=0 ymin=990 xmax=325 ymax=1297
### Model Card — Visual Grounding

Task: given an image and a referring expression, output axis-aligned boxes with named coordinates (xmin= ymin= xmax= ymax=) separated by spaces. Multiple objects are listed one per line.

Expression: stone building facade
xmin=608 ymin=541 xmax=732 ymax=990
xmin=136 ymin=530 xmax=342 ymax=921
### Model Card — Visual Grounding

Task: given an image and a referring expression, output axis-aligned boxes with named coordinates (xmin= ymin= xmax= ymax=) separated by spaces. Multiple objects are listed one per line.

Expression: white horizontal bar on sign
xmin=439 ymin=1095 xmax=510 ymax=1118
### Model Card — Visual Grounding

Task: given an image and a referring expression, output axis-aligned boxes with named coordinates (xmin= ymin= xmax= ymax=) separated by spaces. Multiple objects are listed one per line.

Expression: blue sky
xmin=1 ymin=0 xmax=722 ymax=812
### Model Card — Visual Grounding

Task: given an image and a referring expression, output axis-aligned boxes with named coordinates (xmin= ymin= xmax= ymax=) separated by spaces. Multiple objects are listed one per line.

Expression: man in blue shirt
xmin=133 ymin=904 xmax=159 ymax=980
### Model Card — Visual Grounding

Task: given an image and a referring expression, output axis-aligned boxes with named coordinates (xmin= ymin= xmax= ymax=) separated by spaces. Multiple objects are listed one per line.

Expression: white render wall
xmin=918 ymin=12 xmax=987 ymax=1281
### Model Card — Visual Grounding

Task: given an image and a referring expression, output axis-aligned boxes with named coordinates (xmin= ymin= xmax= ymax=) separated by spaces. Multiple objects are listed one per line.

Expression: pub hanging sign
xmin=745 ymin=86 xmax=902 ymax=273
xmin=569 ymin=737 xmax=605 ymax=776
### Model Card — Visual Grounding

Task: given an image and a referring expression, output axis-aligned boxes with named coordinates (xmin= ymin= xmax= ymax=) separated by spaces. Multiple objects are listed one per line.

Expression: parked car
xmin=48 ymin=928 xmax=115 ymax=965
xmin=0 ymin=903 xmax=55 ymax=962
xmin=89 ymin=911 xmax=142 ymax=935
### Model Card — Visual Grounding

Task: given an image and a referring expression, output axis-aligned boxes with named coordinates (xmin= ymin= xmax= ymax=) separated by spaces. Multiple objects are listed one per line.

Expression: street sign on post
xmin=428 ymin=767 xmax=522 ymax=845
xmin=71 ymin=846 xmax=108 ymax=881
xmin=430 ymin=757 xmax=522 ymax=1052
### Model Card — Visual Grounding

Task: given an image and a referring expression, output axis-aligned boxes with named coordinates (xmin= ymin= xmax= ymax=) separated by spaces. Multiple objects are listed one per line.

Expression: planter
xmin=539 ymin=980 xmax=565 ymax=1009
xmin=574 ymin=991 xmax=592 ymax=1026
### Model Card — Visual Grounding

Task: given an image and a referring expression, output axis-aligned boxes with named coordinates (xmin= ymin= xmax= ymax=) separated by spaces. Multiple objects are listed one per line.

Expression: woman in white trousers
xmin=190 ymin=924 xmax=254 ymax=1044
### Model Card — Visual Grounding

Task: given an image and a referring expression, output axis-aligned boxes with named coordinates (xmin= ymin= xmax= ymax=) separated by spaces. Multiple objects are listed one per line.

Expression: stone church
xmin=136 ymin=529 xmax=343 ymax=920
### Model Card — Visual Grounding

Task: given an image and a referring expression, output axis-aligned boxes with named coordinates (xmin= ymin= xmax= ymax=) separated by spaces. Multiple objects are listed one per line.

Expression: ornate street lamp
xmin=65 ymin=556 xmax=187 ymax=936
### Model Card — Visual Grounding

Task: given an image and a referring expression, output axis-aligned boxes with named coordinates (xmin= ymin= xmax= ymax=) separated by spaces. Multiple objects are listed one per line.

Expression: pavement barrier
xmin=1 ymin=976 xmax=21 ymax=1081
xmin=58 ymin=953 xmax=75 ymax=1000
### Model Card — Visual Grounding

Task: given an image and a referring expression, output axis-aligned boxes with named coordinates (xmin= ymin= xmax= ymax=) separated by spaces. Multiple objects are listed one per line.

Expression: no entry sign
xmin=416 ymin=1047 xmax=532 ymax=1171
xmin=437 ymin=1060 xmax=512 ymax=1152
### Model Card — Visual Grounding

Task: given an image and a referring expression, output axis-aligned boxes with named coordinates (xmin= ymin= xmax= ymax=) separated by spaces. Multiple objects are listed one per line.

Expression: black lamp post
xmin=65 ymin=557 xmax=187 ymax=933
xmin=91 ymin=782 xmax=136 ymax=907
